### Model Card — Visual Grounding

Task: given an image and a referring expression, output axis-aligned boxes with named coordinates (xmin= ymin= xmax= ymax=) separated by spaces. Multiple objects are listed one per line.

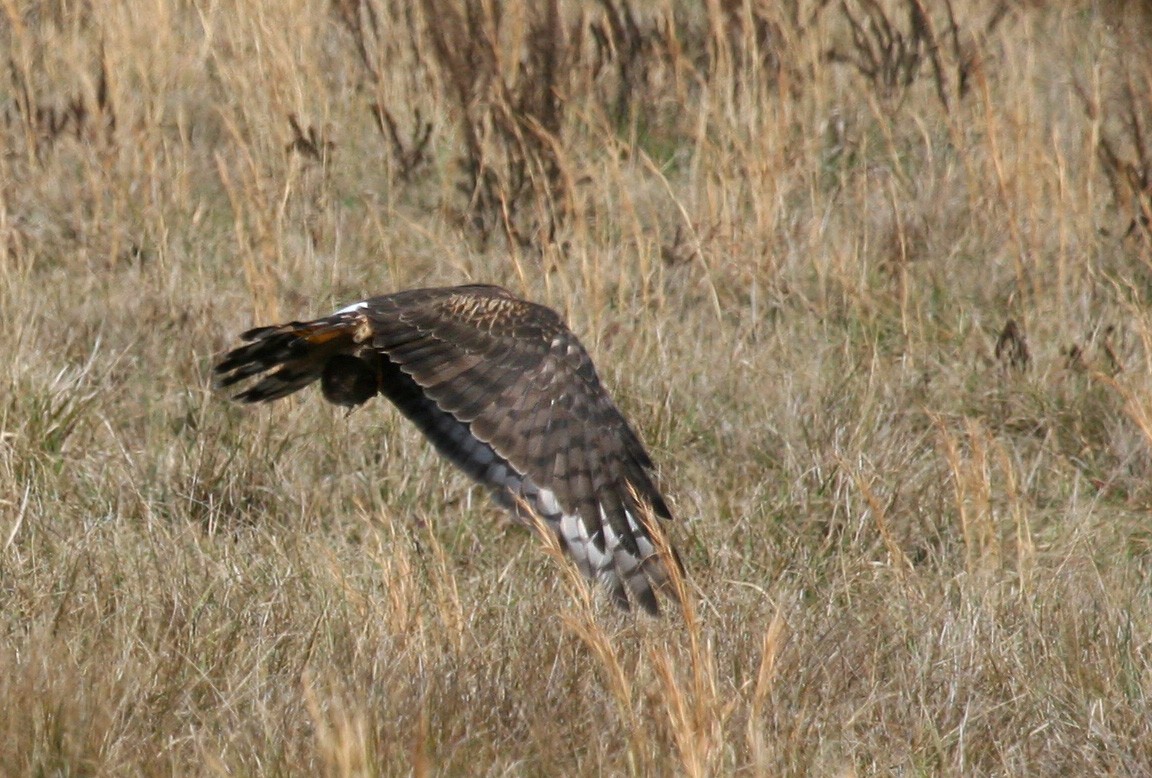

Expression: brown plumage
xmin=213 ymin=284 xmax=680 ymax=614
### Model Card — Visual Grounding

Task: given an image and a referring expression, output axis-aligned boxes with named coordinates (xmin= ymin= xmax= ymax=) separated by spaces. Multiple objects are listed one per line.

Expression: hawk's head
xmin=320 ymin=354 xmax=379 ymax=408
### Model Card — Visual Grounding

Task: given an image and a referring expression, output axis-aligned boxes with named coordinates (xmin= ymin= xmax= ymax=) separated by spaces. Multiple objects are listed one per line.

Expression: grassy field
xmin=3 ymin=0 xmax=1152 ymax=774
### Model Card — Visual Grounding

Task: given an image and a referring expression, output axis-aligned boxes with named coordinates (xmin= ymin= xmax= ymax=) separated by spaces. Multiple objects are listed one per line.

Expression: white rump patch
xmin=333 ymin=300 xmax=368 ymax=315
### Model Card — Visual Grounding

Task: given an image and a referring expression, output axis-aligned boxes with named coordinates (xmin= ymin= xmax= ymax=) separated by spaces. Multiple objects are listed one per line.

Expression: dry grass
xmin=3 ymin=0 xmax=1152 ymax=774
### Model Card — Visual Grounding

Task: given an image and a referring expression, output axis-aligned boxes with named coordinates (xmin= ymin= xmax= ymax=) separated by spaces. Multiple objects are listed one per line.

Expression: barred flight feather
xmin=213 ymin=284 xmax=681 ymax=615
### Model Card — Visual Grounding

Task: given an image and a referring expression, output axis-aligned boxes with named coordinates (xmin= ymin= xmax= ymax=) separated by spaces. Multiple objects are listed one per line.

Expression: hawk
xmin=213 ymin=284 xmax=680 ymax=614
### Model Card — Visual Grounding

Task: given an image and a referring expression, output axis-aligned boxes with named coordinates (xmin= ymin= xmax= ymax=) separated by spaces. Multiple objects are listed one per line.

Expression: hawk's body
xmin=213 ymin=284 xmax=678 ymax=613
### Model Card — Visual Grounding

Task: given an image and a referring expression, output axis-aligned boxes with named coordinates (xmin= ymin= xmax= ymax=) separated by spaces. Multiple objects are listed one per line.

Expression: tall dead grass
xmin=3 ymin=0 xmax=1152 ymax=773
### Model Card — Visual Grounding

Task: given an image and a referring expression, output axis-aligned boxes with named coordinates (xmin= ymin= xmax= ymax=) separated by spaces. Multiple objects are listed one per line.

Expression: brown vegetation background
xmin=3 ymin=0 xmax=1152 ymax=773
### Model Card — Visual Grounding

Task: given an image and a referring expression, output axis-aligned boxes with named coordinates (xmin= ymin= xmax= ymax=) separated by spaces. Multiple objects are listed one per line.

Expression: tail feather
xmin=233 ymin=366 xmax=322 ymax=403
xmin=213 ymin=318 xmax=360 ymax=403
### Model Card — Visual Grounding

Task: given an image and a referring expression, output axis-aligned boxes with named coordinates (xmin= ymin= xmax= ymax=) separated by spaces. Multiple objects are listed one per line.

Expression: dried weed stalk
xmin=5 ymin=48 xmax=116 ymax=159
xmin=421 ymin=0 xmax=573 ymax=248
xmin=1077 ymin=65 xmax=1152 ymax=239
xmin=285 ymin=114 xmax=334 ymax=164
xmin=826 ymin=0 xmax=1005 ymax=111
xmin=369 ymin=104 xmax=434 ymax=181
xmin=331 ymin=0 xmax=436 ymax=183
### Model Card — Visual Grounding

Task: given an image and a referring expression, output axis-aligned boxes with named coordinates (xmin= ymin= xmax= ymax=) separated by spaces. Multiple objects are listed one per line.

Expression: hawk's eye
xmin=321 ymin=354 xmax=378 ymax=407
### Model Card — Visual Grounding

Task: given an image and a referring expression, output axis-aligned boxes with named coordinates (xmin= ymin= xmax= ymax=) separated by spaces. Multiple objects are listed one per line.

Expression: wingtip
xmin=634 ymin=584 xmax=661 ymax=616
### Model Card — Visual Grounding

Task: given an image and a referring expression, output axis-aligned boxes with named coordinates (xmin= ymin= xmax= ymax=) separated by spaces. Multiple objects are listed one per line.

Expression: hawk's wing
xmin=214 ymin=284 xmax=679 ymax=614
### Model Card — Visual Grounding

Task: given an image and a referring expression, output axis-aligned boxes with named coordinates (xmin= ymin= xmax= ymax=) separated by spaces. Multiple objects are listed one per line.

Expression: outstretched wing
xmin=213 ymin=284 xmax=679 ymax=613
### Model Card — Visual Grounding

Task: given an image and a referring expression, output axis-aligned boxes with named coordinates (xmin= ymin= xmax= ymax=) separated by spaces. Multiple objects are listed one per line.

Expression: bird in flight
xmin=213 ymin=284 xmax=680 ymax=614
